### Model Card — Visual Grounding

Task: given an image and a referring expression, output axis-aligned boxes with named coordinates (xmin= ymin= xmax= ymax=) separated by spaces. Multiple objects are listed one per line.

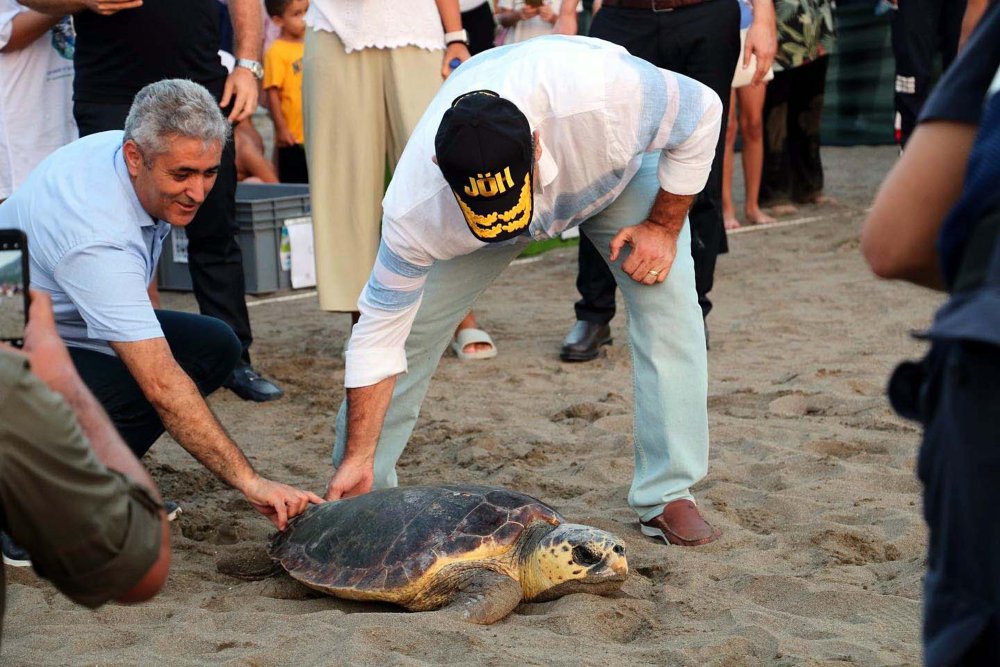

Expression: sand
xmin=4 ymin=145 xmax=940 ymax=666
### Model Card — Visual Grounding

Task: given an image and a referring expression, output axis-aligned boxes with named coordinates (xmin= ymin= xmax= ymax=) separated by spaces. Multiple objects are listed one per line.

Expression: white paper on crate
xmin=283 ymin=216 xmax=316 ymax=289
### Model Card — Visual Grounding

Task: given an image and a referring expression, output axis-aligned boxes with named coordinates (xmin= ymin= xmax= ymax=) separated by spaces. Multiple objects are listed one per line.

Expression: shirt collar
xmin=114 ymin=144 xmax=160 ymax=227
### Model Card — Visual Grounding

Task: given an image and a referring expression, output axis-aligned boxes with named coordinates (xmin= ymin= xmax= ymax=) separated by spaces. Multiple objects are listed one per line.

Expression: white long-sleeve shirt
xmin=346 ymin=36 xmax=722 ymax=388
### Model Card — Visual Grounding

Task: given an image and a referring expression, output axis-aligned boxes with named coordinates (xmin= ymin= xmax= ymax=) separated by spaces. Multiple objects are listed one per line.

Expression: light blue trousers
xmin=335 ymin=154 xmax=709 ymax=521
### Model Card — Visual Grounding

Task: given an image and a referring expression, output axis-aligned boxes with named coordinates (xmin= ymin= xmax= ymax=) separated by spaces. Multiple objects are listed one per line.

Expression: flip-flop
xmin=450 ymin=327 xmax=498 ymax=361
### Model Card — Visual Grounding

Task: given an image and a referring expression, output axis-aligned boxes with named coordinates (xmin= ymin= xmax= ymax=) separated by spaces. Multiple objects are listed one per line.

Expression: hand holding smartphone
xmin=0 ymin=230 xmax=29 ymax=348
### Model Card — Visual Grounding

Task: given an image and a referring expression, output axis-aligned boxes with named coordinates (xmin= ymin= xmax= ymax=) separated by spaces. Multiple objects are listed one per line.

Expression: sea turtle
xmin=268 ymin=484 xmax=628 ymax=624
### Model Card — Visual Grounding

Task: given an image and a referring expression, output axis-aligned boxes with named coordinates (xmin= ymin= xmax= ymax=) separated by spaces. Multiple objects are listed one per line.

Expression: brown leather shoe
xmin=640 ymin=499 xmax=721 ymax=546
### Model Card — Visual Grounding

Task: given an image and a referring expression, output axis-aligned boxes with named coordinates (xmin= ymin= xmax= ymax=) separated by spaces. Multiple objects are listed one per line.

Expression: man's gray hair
xmin=123 ymin=79 xmax=231 ymax=161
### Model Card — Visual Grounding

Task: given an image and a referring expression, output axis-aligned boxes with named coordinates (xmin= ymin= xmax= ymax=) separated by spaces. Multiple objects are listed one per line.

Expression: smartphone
xmin=524 ymin=0 xmax=545 ymax=6
xmin=0 ymin=229 xmax=29 ymax=348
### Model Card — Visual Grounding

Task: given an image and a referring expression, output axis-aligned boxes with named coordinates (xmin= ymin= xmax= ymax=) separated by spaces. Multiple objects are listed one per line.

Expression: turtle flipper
xmin=441 ymin=571 xmax=523 ymax=624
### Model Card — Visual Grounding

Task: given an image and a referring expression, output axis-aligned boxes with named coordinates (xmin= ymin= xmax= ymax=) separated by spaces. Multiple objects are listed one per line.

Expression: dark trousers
xmin=73 ymin=101 xmax=255 ymax=364
xmin=574 ymin=0 xmax=741 ymax=323
xmin=889 ymin=341 xmax=1000 ymax=666
xmin=69 ymin=311 xmax=241 ymax=458
xmin=891 ymin=0 xmax=966 ymax=147
xmin=277 ymin=144 xmax=309 ymax=184
xmin=461 ymin=1 xmax=496 ymax=56
xmin=760 ymin=56 xmax=828 ymax=206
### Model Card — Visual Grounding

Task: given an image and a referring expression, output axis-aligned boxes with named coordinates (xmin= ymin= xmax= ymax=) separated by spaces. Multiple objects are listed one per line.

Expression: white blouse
xmin=305 ymin=0 xmax=449 ymax=53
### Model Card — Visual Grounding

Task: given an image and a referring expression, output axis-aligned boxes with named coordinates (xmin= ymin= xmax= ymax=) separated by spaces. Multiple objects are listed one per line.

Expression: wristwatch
xmin=235 ymin=58 xmax=264 ymax=80
xmin=443 ymin=29 xmax=469 ymax=46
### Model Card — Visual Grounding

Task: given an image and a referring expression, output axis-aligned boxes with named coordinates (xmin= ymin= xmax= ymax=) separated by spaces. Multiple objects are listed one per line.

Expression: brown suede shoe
xmin=640 ymin=499 xmax=721 ymax=546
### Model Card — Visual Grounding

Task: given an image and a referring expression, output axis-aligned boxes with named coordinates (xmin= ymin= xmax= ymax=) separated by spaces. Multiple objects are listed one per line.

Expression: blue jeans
xmin=334 ymin=153 xmax=710 ymax=520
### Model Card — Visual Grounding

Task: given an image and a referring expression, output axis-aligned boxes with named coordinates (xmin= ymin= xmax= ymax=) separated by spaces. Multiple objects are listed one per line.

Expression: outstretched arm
xmin=111 ymin=337 xmax=322 ymax=528
xmin=12 ymin=291 xmax=170 ymax=603
xmin=18 ymin=0 xmax=141 ymax=16
xmin=325 ymin=377 xmax=397 ymax=500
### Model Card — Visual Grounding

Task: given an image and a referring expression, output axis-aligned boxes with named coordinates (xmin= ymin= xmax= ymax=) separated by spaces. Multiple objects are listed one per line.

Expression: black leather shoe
xmin=560 ymin=320 xmax=612 ymax=362
xmin=224 ymin=363 xmax=284 ymax=402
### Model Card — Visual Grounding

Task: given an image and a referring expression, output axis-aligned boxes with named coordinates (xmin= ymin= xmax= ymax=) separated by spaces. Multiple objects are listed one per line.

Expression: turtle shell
xmin=269 ymin=485 xmax=562 ymax=599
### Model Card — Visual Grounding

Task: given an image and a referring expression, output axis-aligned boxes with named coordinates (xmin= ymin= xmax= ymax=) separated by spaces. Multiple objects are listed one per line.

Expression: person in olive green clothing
xmin=0 ymin=291 xmax=170 ymax=640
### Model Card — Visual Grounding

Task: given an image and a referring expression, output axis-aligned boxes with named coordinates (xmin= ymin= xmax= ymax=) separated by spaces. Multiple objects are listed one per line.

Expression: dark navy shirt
xmin=927 ymin=83 xmax=1000 ymax=346
xmin=917 ymin=2 xmax=1000 ymax=292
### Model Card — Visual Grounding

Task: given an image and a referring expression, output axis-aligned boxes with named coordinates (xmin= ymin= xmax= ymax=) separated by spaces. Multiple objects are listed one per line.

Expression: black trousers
xmin=574 ymin=0 xmax=741 ymax=323
xmin=889 ymin=341 xmax=1000 ymax=667
xmin=277 ymin=144 xmax=309 ymax=184
xmin=891 ymin=0 xmax=966 ymax=147
xmin=760 ymin=56 xmax=828 ymax=206
xmin=73 ymin=101 xmax=255 ymax=364
xmin=461 ymin=1 xmax=496 ymax=56
xmin=69 ymin=311 xmax=241 ymax=458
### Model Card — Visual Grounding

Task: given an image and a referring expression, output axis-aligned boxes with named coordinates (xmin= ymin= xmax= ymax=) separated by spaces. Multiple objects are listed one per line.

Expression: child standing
xmin=264 ymin=0 xmax=309 ymax=184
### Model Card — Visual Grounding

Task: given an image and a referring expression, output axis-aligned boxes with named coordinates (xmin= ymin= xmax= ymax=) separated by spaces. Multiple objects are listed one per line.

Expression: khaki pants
xmin=303 ymin=29 xmax=442 ymax=312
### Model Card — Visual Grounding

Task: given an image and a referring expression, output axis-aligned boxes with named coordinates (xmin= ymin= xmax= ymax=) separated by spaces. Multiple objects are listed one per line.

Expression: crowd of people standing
xmin=1 ymin=1 xmax=999 ymax=663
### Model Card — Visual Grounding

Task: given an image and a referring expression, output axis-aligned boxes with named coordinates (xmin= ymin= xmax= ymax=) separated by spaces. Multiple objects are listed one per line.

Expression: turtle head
xmin=521 ymin=523 xmax=628 ymax=601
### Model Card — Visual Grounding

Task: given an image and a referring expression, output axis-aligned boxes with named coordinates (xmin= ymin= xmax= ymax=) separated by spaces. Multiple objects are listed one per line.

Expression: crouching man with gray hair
xmin=0 ymin=79 xmax=323 ymax=530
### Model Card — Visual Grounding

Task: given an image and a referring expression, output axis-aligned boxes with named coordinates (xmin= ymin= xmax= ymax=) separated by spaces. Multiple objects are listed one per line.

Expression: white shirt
xmin=305 ymin=0 xmax=447 ymax=53
xmin=0 ymin=1 xmax=76 ymax=199
xmin=346 ymin=36 xmax=722 ymax=388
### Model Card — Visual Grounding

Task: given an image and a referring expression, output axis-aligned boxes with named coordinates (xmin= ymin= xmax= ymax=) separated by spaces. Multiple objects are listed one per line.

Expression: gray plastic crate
xmin=158 ymin=183 xmax=311 ymax=295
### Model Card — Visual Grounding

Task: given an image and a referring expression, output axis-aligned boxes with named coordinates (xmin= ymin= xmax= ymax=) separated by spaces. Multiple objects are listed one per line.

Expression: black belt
xmin=600 ymin=0 xmax=707 ymax=11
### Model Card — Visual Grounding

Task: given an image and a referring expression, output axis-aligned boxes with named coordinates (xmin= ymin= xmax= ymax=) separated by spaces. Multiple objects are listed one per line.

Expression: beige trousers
xmin=303 ymin=30 xmax=442 ymax=312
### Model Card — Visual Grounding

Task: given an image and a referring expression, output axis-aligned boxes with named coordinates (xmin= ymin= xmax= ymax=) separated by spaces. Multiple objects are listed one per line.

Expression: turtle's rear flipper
xmin=441 ymin=571 xmax=522 ymax=624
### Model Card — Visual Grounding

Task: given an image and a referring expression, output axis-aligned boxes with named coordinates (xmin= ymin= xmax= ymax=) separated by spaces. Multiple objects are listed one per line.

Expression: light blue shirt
xmin=0 ymin=131 xmax=172 ymax=356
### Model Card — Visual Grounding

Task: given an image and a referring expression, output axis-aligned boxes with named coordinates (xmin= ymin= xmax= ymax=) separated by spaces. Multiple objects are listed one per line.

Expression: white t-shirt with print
xmin=0 ymin=1 xmax=77 ymax=199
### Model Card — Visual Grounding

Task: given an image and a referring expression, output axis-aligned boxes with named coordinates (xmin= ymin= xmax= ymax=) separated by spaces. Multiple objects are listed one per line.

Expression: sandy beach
xmin=4 ymin=145 xmax=940 ymax=666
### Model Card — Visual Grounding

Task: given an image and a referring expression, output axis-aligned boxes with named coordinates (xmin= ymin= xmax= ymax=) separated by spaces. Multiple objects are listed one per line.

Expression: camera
xmin=0 ymin=229 xmax=29 ymax=348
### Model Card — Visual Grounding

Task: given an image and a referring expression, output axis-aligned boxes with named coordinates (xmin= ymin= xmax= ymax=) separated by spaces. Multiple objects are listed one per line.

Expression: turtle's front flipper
xmin=216 ymin=546 xmax=282 ymax=581
xmin=441 ymin=571 xmax=523 ymax=624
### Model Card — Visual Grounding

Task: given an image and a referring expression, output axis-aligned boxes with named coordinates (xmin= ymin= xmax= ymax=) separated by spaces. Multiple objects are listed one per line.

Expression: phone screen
xmin=0 ymin=236 xmax=27 ymax=346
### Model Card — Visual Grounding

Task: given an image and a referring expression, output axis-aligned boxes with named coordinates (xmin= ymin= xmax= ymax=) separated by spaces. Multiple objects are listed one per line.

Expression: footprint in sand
xmin=811 ymin=528 xmax=901 ymax=566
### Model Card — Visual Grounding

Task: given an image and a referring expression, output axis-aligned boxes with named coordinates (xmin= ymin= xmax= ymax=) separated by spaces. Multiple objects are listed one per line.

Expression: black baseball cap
xmin=435 ymin=90 xmax=534 ymax=243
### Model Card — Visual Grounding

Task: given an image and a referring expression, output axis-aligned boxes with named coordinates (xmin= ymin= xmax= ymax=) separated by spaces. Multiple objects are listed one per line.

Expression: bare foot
xmin=724 ymin=215 xmax=741 ymax=231
xmin=765 ymin=203 xmax=798 ymax=216
xmin=745 ymin=208 xmax=777 ymax=225
xmin=454 ymin=311 xmax=495 ymax=356
xmin=809 ymin=194 xmax=839 ymax=206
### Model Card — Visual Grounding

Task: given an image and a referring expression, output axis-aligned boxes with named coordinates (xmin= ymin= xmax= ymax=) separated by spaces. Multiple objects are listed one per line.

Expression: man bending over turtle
xmin=326 ymin=36 xmax=723 ymax=547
